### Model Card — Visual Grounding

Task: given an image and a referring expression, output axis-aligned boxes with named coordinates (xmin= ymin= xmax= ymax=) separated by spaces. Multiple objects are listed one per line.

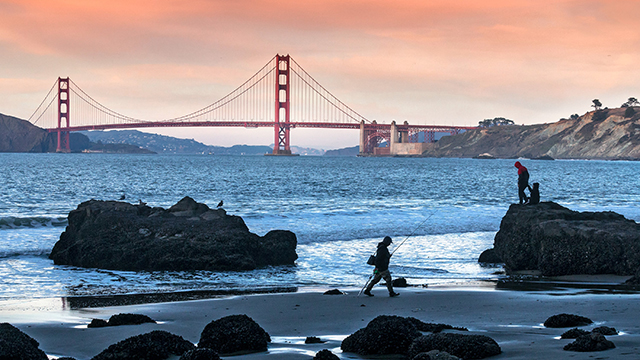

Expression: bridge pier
xmin=56 ymin=77 xmax=71 ymax=153
xmin=271 ymin=54 xmax=296 ymax=156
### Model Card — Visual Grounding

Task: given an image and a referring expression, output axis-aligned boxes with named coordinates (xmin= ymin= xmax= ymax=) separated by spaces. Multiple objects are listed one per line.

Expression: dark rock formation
xmin=544 ymin=314 xmax=593 ymax=328
xmin=493 ymin=202 xmax=640 ymax=276
xmin=305 ymin=336 xmax=325 ymax=344
xmin=89 ymin=313 xmax=156 ymax=327
xmin=198 ymin=314 xmax=270 ymax=355
xmin=313 ymin=349 xmax=340 ymax=360
xmin=0 ymin=323 xmax=48 ymax=360
xmin=57 ymin=357 xmax=77 ymax=360
xmin=179 ymin=348 xmax=221 ymax=360
xmin=393 ymin=277 xmax=408 ymax=287
xmin=408 ymin=333 xmax=501 ymax=360
xmin=406 ymin=318 xmax=468 ymax=333
xmin=592 ymin=326 xmax=618 ymax=336
xmin=50 ymin=197 xmax=297 ymax=271
xmin=563 ymin=333 xmax=615 ymax=352
xmin=477 ymin=249 xmax=502 ymax=264
xmin=323 ymin=289 xmax=344 ymax=295
xmin=560 ymin=328 xmax=589 ymax=339
xmin=412 ymin=350 xmax=461 ymax=360
xmin=91 ymin=330 xmax=195 ymax=360
xmin=88 ymin=319 xmax=109 ymax=328
xmin=341 ymin=315 xmax=422 ymax=356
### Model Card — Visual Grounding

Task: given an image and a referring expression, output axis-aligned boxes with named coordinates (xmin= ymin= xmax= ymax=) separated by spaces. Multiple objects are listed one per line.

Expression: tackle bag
xmin=367 ymin=253 xmax=376 ymax=266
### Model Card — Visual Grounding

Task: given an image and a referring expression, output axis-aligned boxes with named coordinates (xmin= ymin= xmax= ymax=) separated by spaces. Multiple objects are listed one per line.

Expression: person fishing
xmin=364 ymin=236 xmax=399 ymax=297
xmin=514 ymin=161 xmax=530 ymax=204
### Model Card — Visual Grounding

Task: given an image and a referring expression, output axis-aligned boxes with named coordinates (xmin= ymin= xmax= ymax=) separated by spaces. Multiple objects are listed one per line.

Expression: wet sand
xmin=3 ymin=282 xmax=640 ymax=359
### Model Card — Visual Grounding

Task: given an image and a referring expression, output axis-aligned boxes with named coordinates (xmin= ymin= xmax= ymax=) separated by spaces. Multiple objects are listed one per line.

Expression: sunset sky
xmin=1 ymin=0 xmax=639 ymax=149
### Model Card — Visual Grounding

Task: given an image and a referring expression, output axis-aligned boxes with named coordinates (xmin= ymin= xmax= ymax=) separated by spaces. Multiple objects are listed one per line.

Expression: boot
xmin=389 ymin=292 xmax=399 ymax=297
xmin=364 ymin=290 xmax=374 ymax=297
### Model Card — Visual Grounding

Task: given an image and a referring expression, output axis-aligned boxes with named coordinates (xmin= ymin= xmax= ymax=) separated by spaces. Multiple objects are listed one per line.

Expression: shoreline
xmin=2 ymin=279 xmax=639 ymax=359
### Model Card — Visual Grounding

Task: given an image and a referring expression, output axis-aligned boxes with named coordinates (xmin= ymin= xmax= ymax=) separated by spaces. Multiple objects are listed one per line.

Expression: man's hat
xmin=383 ymin=236 xmax=392 ymax=243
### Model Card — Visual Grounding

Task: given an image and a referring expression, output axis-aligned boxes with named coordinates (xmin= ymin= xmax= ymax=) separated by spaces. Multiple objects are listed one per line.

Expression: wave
xmin=0 ymin=216 xmax=67 ymax=230
xmin=0 ymin=249 xmax=52 ymax=258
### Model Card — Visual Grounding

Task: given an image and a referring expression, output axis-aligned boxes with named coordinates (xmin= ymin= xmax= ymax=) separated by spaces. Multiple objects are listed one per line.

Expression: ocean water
xmin=0 ymin=153 xmax=639 ymax=301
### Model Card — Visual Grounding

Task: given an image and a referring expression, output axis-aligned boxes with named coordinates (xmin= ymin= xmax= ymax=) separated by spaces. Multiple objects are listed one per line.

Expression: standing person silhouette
xmin=364 ymin=236 xmax=399 ymax=297
xmin=514 ymin=161 xmax=530 ymax=204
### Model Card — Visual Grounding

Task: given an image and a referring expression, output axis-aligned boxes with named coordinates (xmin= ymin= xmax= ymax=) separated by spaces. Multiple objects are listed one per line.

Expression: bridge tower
xmin=56 ymin=77 xmax=71 ymax=153
xmin=272 ymin=54 xmax=292 ymax=155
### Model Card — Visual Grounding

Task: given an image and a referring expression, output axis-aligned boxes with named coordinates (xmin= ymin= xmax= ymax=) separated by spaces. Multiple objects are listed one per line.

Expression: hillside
xmin=423 ymin=107 xmax=640 ymax=160
xmin=0 ymin=113 xmax=92 ymax=152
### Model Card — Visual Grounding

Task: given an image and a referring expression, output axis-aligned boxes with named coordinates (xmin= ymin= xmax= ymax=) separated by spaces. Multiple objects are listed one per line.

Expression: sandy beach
xmin=2 ymin=280 xmax=639 ymax=360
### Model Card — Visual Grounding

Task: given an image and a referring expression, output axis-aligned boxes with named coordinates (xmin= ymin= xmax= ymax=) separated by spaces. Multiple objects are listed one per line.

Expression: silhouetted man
xmin=364 ymin=236 xmax=399 ymax=297
xmin=514 ymin=161 xmax=530 ymax=204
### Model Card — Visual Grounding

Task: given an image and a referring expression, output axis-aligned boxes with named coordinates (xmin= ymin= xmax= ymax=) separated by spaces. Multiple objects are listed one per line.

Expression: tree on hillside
xmin=570 ymin=114 xmax=580 ymax=120
xmin=478 ymin=117 xmax=515 ymax=128
xmin=591 ymin=99 xmax=602 ymax=110
xmin=622 ymin=97 xmax=639 ymax=107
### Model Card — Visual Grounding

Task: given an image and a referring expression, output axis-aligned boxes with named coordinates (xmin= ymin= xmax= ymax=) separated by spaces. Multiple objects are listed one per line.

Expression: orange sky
xmin=1 ymin=0 xmax=639 ymax=148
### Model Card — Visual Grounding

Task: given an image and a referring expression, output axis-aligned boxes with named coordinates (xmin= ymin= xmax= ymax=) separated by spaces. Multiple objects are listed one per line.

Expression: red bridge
xmin=28 ymin=54 xmax=476 ymax=155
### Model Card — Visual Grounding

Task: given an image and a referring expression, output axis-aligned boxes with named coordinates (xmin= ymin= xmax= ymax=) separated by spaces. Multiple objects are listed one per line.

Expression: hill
xmin=0 ymin=113 xmax=93 ymax=152
xmin=324 ymin=145 xmax=359 ymax=156
xmin=423 ymin=107 xmax=640 ymax=160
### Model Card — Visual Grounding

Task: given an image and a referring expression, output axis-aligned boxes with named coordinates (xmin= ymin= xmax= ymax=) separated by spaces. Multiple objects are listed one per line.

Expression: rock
xmin=473 ymin=153 xmax=495 ymax=159
xmin=57 ymin=358 xmax=77 ymax=360
xmin=313 ymin=349 xmax=340 ymax=360
xmin=198 ymin=314 xmax=270 ymax=355
xmin=88 ymin=319 xmax=109 ymax=328
xmin=88 ymin=314 xmax=155 ymax=328
xmin=408 ymin=333 xmax=501 ymax=360
xmin=563 ymin=333 xmax=615 ymax=352
xmin=110 ymin=313 xmax=156 ymax=326
xmin=323 ymin=289 xmax=344 ymax=295
xmin=560 ymin=328 xmax=589 ymax=339
xmin=412 ymin=350 xmax=461 ymax=360
xmin=477 ymin=248 xmax=502 ymax=264
xmin=544 ymin=314 xmax=593 ymax=328
xmin=406 ymin=318 xmax=468 ymax=333
xmin=49 ymin=197 xmax=297 ymax=271
xmin=341 ymin=315 xmax=422 ymax=356
xmin=493 ymin=202 xmax=640 ymax=276
xmin=392 ymin=277 xmax=408 ymax=287
xmin=179 ymin=348 xmax=221 ymax=360
xmin=592 ymin=326 xmax=618 ymax=335
xmin=91 ymin=330 xmax=195 ymax=360
xmin=0 ymin=323 xmax=48 ymax=360
xmin=530 ymin=155 xmax=554 ymax=160
xmin=305 ymin=336 xmax=325 ymax=344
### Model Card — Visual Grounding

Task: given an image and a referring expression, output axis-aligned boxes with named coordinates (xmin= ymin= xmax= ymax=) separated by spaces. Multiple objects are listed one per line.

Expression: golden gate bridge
xmin=28 ymin=54 xmax=476 ymax=155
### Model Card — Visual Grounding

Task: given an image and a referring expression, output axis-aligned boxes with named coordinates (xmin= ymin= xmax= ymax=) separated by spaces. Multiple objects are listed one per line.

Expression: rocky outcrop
xmin=422 ymin=107 xmax=640 ymax=160
xmin=198 ymin=314 xmax=270 ymax=355
xmin=407 ymin=333 xmax=501 ymax=360
xmin=49 ymin=197 xmax=297 ymax=271
xmin=492 ymin=202 xmax=640 ymax=276
xmin=544 ymin=314 xmax=593 ymax=328
xmin=88 ymin=313 xmax=156 ymax=328
xmin=91 ymin=330 xmax=195 ymax=360
xmin=412 ymin=350 xmax=461 ymax=360
xmin=313 ymin=349 xmax=340 ymax=360
xmin=341 ymin=315 xmax=422 ymax=356
xmin=563 ymin=333 xmax=615 ymax=352
xmin=0 ymin=323 xmax=48 ymax=360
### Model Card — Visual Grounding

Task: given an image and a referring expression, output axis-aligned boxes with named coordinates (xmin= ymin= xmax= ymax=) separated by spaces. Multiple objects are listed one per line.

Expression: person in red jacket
xmin=514 ymin=161 xmax=530 ymax=204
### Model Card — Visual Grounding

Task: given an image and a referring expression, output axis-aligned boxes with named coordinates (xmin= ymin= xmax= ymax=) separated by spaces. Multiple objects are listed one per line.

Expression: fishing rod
xmin=357 ymin=209 xmax=437 ymax=296
xmin=390 ymin=209 xmax=437 ymax=256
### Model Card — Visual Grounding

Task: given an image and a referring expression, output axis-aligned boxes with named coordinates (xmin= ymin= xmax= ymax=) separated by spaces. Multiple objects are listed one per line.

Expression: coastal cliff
xmin=423 ymin=107 xmax=640 ymax=160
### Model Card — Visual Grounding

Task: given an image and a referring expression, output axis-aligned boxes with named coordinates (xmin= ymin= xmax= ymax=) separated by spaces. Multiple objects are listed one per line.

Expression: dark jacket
xmin=374 ymin=242 xmax=391 ymax=272
xmin=515 ymin=162 xmax=529 ymax=188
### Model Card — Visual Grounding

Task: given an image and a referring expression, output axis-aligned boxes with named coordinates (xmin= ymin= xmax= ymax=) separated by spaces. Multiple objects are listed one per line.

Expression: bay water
xmin=0 ymin=153 xmax=639 ymax=301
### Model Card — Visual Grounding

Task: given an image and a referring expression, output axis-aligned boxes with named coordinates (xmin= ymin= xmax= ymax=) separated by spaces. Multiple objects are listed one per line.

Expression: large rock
xmin=49 ymin=197 xmax=297 ymax=271
xmin=493 ymin=202 xmax=640 ymax=276
xmin=341 ymin=315 xmax=422 ymax=356
xmin=563 ymin=333 xmax=615 ymax=352
xmin=0 ymin=323 xmax=48 ymax=360
xmin=198 ymin=314 xmax=270 ymax=355
xmin=91 ymin=330 xmax=195 ymax=360
xmin=543 ymin=314 xmax=593 ymax=328
xmin=408 ymin=333 xmax=501 ymax=360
